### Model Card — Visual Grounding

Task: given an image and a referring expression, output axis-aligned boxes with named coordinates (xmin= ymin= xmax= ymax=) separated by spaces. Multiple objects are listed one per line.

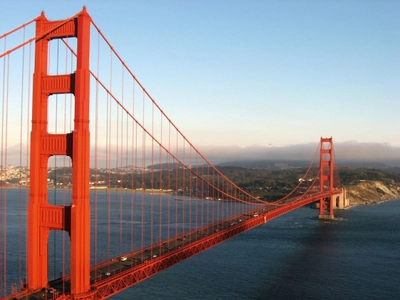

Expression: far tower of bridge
xmin=318 ymin=137 xmax=348 ymax=219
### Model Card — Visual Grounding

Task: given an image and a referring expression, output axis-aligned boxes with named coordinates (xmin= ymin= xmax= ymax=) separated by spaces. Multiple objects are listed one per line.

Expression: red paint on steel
xmin=28 ymin=7 xmax=92 ymax=296
xmin=319 ymin=137 xmax=335 ymax=217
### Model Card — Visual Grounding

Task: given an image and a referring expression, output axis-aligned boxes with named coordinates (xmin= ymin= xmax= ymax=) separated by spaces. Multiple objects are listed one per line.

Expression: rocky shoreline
xmin=346 ymin=180 xmax=400 ymax=205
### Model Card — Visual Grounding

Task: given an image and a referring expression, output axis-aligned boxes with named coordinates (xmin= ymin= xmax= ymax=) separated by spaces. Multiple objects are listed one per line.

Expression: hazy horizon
xmin=197 ymin=140 xmax=400 ymax=166
xmin=5 ymin=140 xmax=400 ymax=169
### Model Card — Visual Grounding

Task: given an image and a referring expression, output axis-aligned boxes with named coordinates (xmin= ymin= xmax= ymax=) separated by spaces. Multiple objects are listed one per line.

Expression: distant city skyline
xmin=1 ymin=1 xmax=399 ymax=162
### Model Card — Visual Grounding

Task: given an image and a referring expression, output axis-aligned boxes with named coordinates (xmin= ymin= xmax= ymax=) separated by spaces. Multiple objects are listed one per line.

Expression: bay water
xmin=2 ymin=188 xmax=399 ymax=299
xmin=117 ymin=199 xmax=400 ymax=300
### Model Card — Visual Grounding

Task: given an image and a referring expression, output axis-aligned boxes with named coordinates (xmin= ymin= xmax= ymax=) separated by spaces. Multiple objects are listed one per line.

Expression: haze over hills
xmin=199 ymin=141 xmax=400 ymax=168
xmin=4 ymin=141 xmax=399 ymax=171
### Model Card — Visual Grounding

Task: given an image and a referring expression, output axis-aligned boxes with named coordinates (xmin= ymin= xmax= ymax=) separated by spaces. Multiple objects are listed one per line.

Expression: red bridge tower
xmin=28 ymin=8 xmax=91 ymax=296
xmin=318 ymin=137 xmax=335 ymax=219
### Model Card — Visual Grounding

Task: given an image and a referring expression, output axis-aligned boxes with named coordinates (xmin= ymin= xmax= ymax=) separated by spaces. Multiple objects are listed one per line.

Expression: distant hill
xmin=216 ymin=159 xmax=311 ymax=169
xmin=215 ymin=165 xmax=400 ymax=203
xmin=198 ymin=142 xmax=400 ymax=168
xmin=216 ymin=159 xmax=400 ymax=173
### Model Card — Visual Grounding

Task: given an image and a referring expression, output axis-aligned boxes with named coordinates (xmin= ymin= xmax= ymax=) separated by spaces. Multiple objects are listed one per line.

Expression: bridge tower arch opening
xmin=335 ymin=195 xmax=340 ymax=208
xmin=27 ymin=8 xmax=91 ymax=296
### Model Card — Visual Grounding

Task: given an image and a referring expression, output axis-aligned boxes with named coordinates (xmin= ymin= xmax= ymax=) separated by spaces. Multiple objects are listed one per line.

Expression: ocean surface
xmin=115 ymin=199 xmax=400 ymax=300
xmin=2 ymin=190 xmax=400 ymax=299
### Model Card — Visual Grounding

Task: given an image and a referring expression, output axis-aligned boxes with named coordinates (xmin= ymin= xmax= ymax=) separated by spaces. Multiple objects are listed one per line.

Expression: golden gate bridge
xmin=0 ymin=8 xmax=347 ymax=299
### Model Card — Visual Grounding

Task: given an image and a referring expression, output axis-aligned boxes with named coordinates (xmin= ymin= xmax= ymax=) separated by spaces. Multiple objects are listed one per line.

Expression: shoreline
xmin=3 ymin=184 xmax=400 ymax=206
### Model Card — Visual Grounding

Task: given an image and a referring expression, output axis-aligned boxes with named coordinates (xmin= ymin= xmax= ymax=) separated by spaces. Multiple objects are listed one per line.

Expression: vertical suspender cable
xmin=115 ymin=65 xmax=120 ymax=255
xmin=25 ymin=41 xmax=32 ymax=289
xmin=4 ymin=54 xmax=10 ymax=295
xmin=109 ymin=47 xmax=114 ymax=259
xmin=18 ymin=28 xmax=26 ymax=289
xmin=202 ymin=164 xmax=205 ymax=231
xmin=150 ymin=102 xmax=154 ymax=250
xmin=181 ymin=140 xmax=185 ymax=237
xmin=131 ymin=77 xmax=136 ymax=252
xmin=189 ymin=146 xmax=192 ymax=233
xmin=175 ymin=133 xmax=178 ymax=239
xmin=0 ymin=39 xmax=5 ymax=296
xmin=1 ymin=52 xmax=10 ymax=296
xmin=194 ymin=154 xmax=198 ymax=231
xmin=167 ymin=123 xmax=171 ymax=241
xmin=120 ymin=66 xmax=124 ymax=254
xmin=105 ymin=76 xmax=110 ymax=260
xmin=93 ymin=28 xmax=100 ymax=270
xmin=106 ymin=47 xmax=112 ymax=260
xmin=141 ymin=91 xmax=145 ymax=257
xmin=0 ymin=39 xmax=4 ymax=296
xmin=159 ymin=114 xmax=162 ymax=246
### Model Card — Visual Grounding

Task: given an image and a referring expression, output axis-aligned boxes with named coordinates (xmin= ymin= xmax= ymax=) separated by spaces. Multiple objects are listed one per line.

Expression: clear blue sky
xmin=1 ymin=0 xmax=399 ymax=149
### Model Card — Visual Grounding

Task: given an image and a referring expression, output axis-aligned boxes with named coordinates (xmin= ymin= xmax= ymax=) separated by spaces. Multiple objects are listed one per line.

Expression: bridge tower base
xmin=318 ymin=213 xmax=335 ymax=220
xmin=318 ymin=197 xmax=335 ymax=220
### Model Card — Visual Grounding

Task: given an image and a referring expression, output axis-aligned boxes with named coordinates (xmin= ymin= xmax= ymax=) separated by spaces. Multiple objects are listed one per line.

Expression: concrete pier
xmin=333 ymin=188 xmax=349 ymax=209
xmin=318 ymin=214 xmax=335 ymax=220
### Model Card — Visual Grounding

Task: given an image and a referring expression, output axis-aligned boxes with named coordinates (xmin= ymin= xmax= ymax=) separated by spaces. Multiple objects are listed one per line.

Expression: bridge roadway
xmin=8 ymin=191 xmax=337 ymax=300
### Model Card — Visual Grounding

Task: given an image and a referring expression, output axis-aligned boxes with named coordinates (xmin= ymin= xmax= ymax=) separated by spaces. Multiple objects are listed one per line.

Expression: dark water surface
xmin=116 ymin=200 xmax=400 ymax=300
xmin=2 ymin=189 xmax=399 ymax=299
